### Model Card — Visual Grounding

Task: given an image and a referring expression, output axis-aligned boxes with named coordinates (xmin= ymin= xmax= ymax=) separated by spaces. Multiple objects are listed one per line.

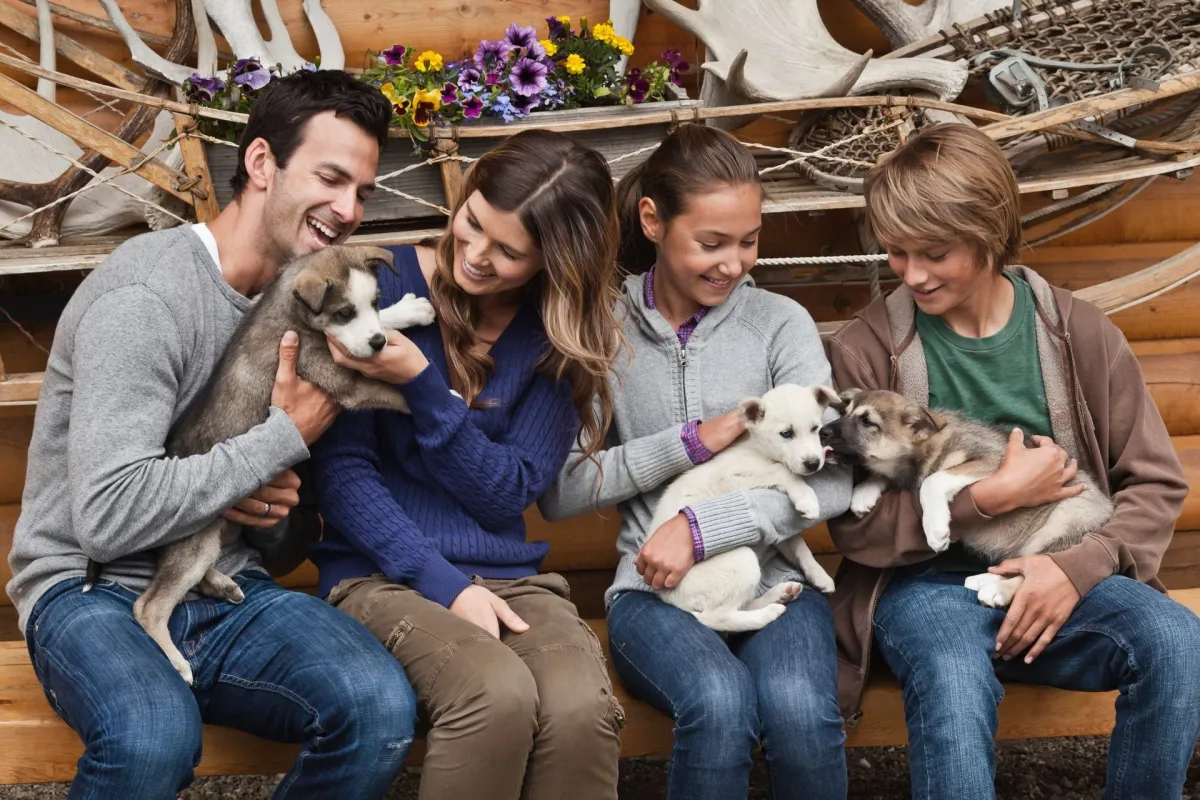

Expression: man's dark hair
xmin=230 ymin=69 xmax=392 ymax=199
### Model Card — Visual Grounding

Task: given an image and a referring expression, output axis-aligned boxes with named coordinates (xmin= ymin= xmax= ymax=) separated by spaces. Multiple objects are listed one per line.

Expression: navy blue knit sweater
xmin=310 ymin=245 xmax=580 ymax=606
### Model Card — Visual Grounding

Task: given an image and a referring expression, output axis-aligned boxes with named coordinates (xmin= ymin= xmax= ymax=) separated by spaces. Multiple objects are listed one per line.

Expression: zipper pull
xmin=847 ymin=709 xmax=864 ymax=727
xmin=679 ymin=348 xmax=688 ymax=367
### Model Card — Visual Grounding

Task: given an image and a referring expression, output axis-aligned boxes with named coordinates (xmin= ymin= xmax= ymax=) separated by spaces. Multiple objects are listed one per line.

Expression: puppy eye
xmin=337 ymin=308 xmax=355 ymax=322
xmin=779 ymin=427 xmax=794 ymax=440
xmin=811 ymin=425 xmax=820 ymax=434
xmin=860 ymin=416 xmax=877 ymax=429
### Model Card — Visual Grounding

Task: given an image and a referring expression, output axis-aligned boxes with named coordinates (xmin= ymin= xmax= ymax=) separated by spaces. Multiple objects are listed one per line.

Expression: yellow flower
xmin=411 ymin=88 xmax=442 ymax=127
xmin=564 ymin=53 xmax=585 ymax=75
xmin=380 ymin=82 xmax=400 ymax=103
xmin=592 ymin=22 xmax=615 ymax=44
xmin=613 ymin=36 xmax=634 ymax=56
xmin=540 ymin=39 xmax=558 ymax=57
xmin=556 ymin=15 xmax=571 ymax=24
xmin=414 ymin=50 xmax=444 ymax=72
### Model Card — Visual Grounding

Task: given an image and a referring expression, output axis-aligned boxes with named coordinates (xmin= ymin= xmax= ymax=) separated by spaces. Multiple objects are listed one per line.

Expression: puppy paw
xmin=977 ymin=582 xmax=1013 ymax=608
xmin=922 ymin=504 xmax=952 ymax=553
xmin=763 ymin=581 xmax=805 ymax=605
xmin=807 ymin=569 xmax=836 ymax=595
xmin=963 ymin=573 xmax=999 ymax=592
xmin=850 ymin=482 xmax=883 ymax=518
xmin=761 ymin=603 xmax=788 ymax=625
xmin=379 ymin=295 xmax=436 ymax=329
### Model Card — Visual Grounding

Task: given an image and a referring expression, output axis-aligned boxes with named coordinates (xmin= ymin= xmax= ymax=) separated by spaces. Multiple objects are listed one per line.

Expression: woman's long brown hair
xmin=430 ymin=128 xmax=623 ymax=463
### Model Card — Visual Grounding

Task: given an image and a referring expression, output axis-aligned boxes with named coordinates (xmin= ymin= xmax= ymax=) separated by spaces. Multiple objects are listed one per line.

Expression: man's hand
xmin=222 ymin=469 xmax=301 ymax=530
xmin=971 ymin=430 xmax=1086 ymax=516
xmin=449 ymin=585 xmax=529 ymax=638
xmin=991 ymin=555 xmax=1081 ymax=664
xmin=271 ymin=331 xmax=339 ymax=444
xmin=635 ymin=513 xmax=696 ymax=590
xmin=327 ymin=329 xmax=430 ymax=384
xmin=696 ymin=409 xmax=745 ymax=456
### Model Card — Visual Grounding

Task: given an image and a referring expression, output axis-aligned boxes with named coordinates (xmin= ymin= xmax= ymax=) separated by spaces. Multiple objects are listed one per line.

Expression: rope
xmin=0 ymin=302 xmax=50 ymax=357
xmin=755 ymin=254 xmax=888 ymax=266
xmin=0 ymin=42 xmax=122 ymax=119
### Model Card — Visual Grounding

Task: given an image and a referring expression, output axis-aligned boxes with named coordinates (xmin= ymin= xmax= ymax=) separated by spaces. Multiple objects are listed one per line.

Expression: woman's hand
xmin=327 ymin=330 xmax=429 ymax=384
xmin=449 ymin=585 xmax=529 ymax=638
xmin=970 ymin=429 xmax=1086 ymax=516
xmin=635 ymin=514 xmax=696 ymax=590
xmin=696 ymin=409 xmax=745 ymax=456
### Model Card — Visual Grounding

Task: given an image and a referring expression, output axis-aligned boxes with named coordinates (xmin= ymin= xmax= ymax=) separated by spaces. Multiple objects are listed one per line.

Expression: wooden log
xmin=1139 ymin=353 xmax=1200 ymax=436
xmin=0 ymin=71 xmax=193 ymax=203
xmin=0 ymin=0 xmax=141 ymax=91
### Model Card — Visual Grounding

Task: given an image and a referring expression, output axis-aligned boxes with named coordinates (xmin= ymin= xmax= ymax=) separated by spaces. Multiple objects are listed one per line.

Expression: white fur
xmin=647 ymin=384 xmax=838 ymax=633
xmin=850 ymin=475 xmax=889 ymax=518
xmin=919 ymin=469 xmax=984 ymax=552
xmin=327 ymin=270 xmax=389 ymax=358
xmin=379 ymin=292 xmax=437 ymax=330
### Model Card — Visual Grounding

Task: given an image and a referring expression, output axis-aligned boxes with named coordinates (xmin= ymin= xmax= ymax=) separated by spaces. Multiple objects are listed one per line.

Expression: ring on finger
xmin=259 ymin=502 xmax=272 ymax=518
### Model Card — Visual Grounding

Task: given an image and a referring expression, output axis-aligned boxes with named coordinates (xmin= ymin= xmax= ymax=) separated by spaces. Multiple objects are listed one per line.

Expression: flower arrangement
xmin=360 ymin=16 xmax=690 ymax=140
xmin=181 ymin=16 xmax=689 ymax=145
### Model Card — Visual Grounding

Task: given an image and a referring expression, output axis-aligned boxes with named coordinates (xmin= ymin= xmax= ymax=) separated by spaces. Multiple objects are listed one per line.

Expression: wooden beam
xmin=0 ymin=71 xmax=193 ymax=203
xmin=173 ymin=113 xmax=220 ymax=221
xmin=0 ymin=373 xmax=43 ymax=405
xmin=0 ymin=0 xmax=142 ymax=91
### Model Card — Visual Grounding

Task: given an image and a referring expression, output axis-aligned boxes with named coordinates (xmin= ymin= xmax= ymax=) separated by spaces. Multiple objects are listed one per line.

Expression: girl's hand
xmin=970 ymin=429 xmax=1086 ymax=516
xmin=635 ymin=514 xmax=696 ymax=590
xmin=449 ymin=585 xmax=529 ymax=638
xmin=327 ymin=330 xmax=429 ymax=384
xmin=696 ymin=409 xmax=745 ymax=456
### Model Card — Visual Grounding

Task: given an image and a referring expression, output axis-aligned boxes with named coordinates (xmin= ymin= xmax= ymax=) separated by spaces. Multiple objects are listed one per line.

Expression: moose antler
xmin=643 ymin=0 xmax=968 ymax=113
xmin=851 ymin=0 xmax=1012 ymax=48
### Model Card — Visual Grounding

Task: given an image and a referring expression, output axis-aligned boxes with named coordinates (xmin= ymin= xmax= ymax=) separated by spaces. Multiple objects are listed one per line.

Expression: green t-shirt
xmin=916 ymin=273 xmax=1053 ymax=572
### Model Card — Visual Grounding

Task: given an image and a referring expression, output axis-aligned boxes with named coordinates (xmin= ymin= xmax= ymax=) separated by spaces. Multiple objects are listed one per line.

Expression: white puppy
xmin=646 ymin=384 xmax=839 ymax=633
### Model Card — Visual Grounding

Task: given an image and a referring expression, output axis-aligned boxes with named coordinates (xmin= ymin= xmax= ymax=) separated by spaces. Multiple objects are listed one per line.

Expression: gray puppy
xmin=820 ymin=389 xmax=1113 ymax=608
xmin=84 ymin=245 xmax=435 ymax=683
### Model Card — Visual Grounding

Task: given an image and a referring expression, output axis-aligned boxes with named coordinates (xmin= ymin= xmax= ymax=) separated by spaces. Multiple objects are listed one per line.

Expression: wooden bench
xmin=0 ymin=347 xmax=1196 ymax=784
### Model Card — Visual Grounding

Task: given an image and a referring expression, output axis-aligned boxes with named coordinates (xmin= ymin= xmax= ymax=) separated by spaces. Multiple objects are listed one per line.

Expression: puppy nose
xmin=819 ymin=426 xmax=834 ymax=443
xmin=369 ymin=333 xmax=386 ymax=352
xmin=803 ymin=458 xmax=821 ymax=473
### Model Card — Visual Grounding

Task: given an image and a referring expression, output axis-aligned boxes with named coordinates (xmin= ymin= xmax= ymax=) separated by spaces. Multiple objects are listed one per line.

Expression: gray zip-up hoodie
xmin=539 ymin=271 xmax=852 ymax=607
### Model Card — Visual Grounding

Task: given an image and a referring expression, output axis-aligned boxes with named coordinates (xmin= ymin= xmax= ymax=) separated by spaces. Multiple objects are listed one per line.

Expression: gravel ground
xmin=2 ymin=738 xmax=1196 ymax=799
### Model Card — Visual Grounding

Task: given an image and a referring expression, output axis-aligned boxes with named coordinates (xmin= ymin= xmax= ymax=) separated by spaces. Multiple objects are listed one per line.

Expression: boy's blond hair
xmin=863 ymin=123 xmax=1022 ymax=272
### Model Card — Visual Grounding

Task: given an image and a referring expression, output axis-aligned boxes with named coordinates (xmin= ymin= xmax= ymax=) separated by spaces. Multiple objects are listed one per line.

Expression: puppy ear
xmin=293 ymin=271 xmax=333 ymax=314
xmin=738 ymin=397 xmax=766 ymax=427
xmin=905 ymin=407 xmax=939 ymax=441
xmin=360 ymin=246 xmax=397 ymax=276
xmin=813 ymin=385 xmax=841 ymax=409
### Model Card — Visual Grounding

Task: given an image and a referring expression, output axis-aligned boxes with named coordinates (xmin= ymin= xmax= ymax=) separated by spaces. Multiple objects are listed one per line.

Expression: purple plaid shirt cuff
xmin=680 ymin=420 xmax=714 ymax=465
xmin=682 ymin=506 xmax=704 ymax=562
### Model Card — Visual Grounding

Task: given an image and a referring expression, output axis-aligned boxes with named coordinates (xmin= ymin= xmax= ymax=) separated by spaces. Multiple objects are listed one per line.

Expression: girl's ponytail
xmin=616 ymin=161 xmax=656 ymax=274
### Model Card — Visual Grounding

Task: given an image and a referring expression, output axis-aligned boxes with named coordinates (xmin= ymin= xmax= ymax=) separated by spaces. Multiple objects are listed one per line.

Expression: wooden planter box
xmin=204 ymin=98 xmax=702 ymax=224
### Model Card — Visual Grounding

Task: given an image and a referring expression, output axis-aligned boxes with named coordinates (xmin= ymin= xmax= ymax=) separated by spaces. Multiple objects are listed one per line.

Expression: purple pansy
xmin=381 ymin=44 xmax=407 ymax=66
xmin=509 ymin=56 xmax=548 ymax=97
xmin=662 ymin=49 xmax=689 ymax=71
xmin=463 ymin=95 xmax=485 ymax=119
xmin=184 ymin=73 xmax=225 ymax=103
xmin=627 ymin=76 xmax=651 ymax=103
xmin=511 ymin=92 xmax=539 ymax=116
xmin=230 ymin=58 xmax=272 ymax=91
xmin=474 ymin=39 xmax=513 ymax=71
xmin=441 ymin=82 xmax=458 ymax=105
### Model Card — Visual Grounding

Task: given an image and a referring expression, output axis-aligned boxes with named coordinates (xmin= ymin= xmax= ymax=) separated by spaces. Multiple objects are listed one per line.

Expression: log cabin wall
xmin=0 ymin=2 xmax=1196 ymax=635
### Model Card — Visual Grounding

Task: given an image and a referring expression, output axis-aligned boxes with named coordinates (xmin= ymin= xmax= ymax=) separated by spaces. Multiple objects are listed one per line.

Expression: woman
xmin=311 ymin=129 xmax=625 ymax=800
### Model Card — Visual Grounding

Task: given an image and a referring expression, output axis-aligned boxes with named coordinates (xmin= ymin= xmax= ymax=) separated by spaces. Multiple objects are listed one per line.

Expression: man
xmin=7 ymin=69 xmax=417 ymax=799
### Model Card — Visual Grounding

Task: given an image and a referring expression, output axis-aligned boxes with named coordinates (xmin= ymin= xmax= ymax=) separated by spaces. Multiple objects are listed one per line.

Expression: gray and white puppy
xmin=820 ymin=389 xmax=1113 ymax=608
xmin=84 ymin=245 xmax=435 ymax=684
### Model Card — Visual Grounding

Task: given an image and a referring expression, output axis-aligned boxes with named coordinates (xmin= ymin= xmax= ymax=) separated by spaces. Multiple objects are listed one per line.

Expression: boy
xmin=6 ymin=70 xmax=416 ymax=798
xmin=826 ymin=122 xmax=1199 ymax=799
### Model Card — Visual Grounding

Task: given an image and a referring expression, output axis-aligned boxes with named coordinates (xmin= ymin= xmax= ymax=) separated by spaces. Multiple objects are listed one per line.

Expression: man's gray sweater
xmin=7 ymin=227 xmax=310 ymax=632
xmin=539 ymin=272 xmax=852 ymax=608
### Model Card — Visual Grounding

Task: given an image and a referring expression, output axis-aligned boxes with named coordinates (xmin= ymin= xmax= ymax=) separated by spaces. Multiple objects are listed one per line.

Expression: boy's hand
xmin=636 ymin=514 xmax=696 ymax=590
xmin=272 ymin=331 xmax=340 ymax=444
xmin=972 ymin=430 xmax=1085 ymax=515
xmin=223 ymin=469 xmax=301 ymax=529
xmin=991 ymin=555 xmax=1080 ymax=663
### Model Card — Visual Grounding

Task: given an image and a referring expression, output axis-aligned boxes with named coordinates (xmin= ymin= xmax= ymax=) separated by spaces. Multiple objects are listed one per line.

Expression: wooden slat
xmin=0 ymin=0 xmax=141 ymax=91
xmin=1 ymin=589 xmax=1196 ymax=783
xmin=0 ymin=71 xmax=191 ymax=203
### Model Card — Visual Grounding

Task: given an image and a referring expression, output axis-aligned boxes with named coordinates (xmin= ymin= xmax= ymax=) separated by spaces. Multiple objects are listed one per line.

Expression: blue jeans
xmin=26 ymin=572 xmax=418 ymax=800
xmin=874 ymin=568 xmax=1200 ymax=800
xmin=608 ymin=587 xmax=847 ymax=800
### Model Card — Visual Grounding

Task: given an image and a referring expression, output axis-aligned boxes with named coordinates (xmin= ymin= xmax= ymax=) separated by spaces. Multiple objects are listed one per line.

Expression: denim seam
xmin=1068 ymin=624 xmax=1137 ymax=798
xmin=216 ymin=673 xmax=327 ymax=735
xmin=609 ymin=641 xmax=680 ymax=723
